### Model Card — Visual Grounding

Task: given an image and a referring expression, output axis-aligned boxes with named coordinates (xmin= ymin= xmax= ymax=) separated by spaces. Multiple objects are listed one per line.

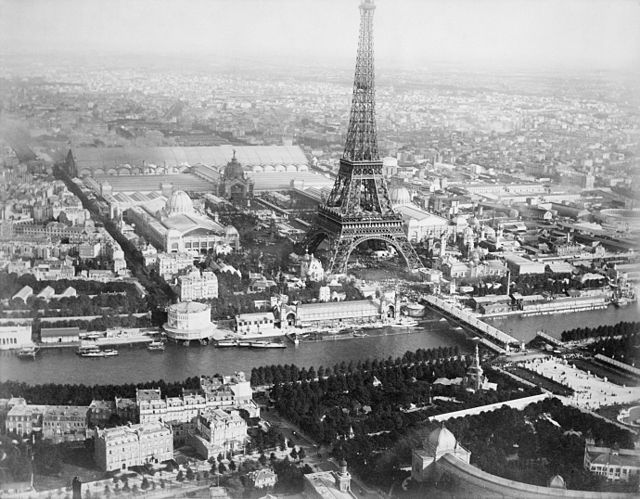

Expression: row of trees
xmin=32 ymin=314 xmax=151 ymax=335
xmin=54 ymin=166 xmax=176 ymax=317
xmin=269 ymin=354 xmax=540 ymax=446
xmin=3 ymin=292 xmax=147 ymax=318
xmin=0 ymin=272 xmax=139 ymax=301
xmin=250 ymin=346 xmax=462 ymax=386
xmin=588 ymin=331 xmax=640 ymax=365
xmin=560 ymin=321 xmax=640 ymax=342
xmin=443 ymin=398 xmax=637 ymax=492
xmin=332 ymin=397 xmax=637 ymax=492
xmin=0 ymin=376 xmax=201 ymax=406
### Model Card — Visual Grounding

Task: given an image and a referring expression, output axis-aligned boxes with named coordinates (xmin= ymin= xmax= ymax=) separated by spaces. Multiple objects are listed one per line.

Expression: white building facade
xmin=94 ymin=422 xmax=173 ymax=472
xmin=0 ymin=325 xmax=33 ymax=350
xmin=163 ymin=301 xmax=215 ymax=342
xmin=177 ymin=269 xmax=218 ymax=301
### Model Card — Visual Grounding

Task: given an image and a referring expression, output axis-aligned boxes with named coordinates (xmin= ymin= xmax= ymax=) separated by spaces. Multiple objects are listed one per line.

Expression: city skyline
xmin=1 ymin=0 xmax=639 ymax=72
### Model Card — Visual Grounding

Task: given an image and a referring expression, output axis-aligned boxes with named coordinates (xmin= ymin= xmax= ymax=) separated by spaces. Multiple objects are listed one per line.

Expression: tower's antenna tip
xmin=361 ymin=0 xmax=376 ymax=10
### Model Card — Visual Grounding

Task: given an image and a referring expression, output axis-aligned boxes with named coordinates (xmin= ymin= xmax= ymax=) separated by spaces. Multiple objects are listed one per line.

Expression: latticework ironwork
xmin=343 ymin=0 xmax=378 ymax=162
xmin=301 ymin=0 xmax=422 ymax=275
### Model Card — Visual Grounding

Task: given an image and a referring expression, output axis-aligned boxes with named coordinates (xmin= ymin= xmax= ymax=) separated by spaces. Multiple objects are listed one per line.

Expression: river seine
xmin=1 ymin=304 xmax=638 ymax=386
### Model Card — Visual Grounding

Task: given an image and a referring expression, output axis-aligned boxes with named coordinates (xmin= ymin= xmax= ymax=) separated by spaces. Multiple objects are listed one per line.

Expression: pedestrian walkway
xmin=422 ymin=295 xmax=519 ymax=348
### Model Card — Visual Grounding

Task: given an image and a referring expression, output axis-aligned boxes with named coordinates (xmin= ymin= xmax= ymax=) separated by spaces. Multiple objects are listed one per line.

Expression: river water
xmin=1 ymin=305 xmax=638 ymax=386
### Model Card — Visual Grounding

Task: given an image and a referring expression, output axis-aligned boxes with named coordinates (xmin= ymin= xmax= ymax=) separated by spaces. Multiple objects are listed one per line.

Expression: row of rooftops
xmin=11 ymin=285 xmax=77 ymax=302
xmin=135 ymin=374 xmax=252 ymax=405
xmin=5 ymin=402 xmax=89 ymax=420
xmin=95 ymin=421 xmax=171 ymax=441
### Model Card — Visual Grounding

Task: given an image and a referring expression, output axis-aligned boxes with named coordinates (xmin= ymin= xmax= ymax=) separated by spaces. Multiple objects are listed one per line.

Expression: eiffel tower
xmin=301 ymin=0 xmax=422 ymax=274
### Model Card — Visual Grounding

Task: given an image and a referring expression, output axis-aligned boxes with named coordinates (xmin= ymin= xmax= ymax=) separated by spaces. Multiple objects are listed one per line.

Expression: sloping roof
xmin=250 ymin=171 xmax=333 ymax=191
xmin=395 ymin=204 xmax=450 ymax=225
xmin=40 ymin=326 xmax=80 ymax=337
xmin=587 ymin=445 xmax=640 ymax=468
xmin=72 ymin=145 xmax=308 ymax=170
xmin=94 ymin=173 xmax=215 ymax=193
xmin=298 ymin=299 xmax=379 ymax=320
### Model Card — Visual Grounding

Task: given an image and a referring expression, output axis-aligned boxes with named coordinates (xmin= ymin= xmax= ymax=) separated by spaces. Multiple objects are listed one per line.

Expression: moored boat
xmin=613 ymin=297 xmax=630 ymax=308
xmin=249 ymin=340 xmax=286 ymax=349
xmin=17 ymin=346 xmax=39 ymax=359
xmin=76 ymin=345 xmax=100 ymax=356
xmin=147 ymin=340 xmax=165 ymax=351
xmin=77 ymin=346 xmax=119 ymax=357
xmin=216 ymin=340 xmax=239 ymax=347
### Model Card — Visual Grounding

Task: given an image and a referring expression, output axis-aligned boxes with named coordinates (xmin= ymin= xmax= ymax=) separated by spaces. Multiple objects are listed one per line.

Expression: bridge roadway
xmin=535 ymin=331 xmax=564 ymax=347
xmin=421 ymin=295 xmax=519 ymax=353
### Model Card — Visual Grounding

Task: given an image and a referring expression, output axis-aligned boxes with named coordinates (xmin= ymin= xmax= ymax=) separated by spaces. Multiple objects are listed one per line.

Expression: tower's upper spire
xmin=343 ymin=0 xmax=379 ymax=162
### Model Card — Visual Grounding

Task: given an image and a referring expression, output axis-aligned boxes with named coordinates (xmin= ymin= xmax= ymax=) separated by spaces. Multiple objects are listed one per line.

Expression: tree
xmin=176 ymin=470 xmax=185 ymax=482
xmin=218 ymin=462 xmax=227 ymax=474
xmin=217 ymin=452 xmax=224 ymax=463
xmin=210 ymin=461 xmax=218 ymax=474
xmin=186 ymin=467 xmax=195 ymax=480
xmin=141 ymin=477 xmax=150 ymax=490
xmin=290 ymin=448 xmax=298 ymax=460
xmin=259 ymin=453 xmax=268 ymax=466
xmin=298 ymin=447 xmax=306 ymax=461
xmin=229 ymin=460 xmax=237 ymax=472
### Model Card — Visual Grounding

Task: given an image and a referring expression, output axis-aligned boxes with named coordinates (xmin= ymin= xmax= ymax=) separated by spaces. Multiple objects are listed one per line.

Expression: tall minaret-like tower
xmin=300 ymin=0 xmax=422 ymax=274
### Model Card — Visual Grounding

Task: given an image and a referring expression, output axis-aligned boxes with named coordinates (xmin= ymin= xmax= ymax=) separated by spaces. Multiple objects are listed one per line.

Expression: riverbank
xmin=2 ymin=305 xmax=638 ymax=386
xmin=0 ymin=320 xmax=470 ymax=385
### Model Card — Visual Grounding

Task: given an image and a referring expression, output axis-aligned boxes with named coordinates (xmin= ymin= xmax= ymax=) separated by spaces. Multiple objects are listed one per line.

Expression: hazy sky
xmin=1 ymin=0 xmax=639 ymax=71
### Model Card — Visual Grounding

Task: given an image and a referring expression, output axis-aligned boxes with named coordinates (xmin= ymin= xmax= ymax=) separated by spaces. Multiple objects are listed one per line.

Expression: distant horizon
xmin=1 ymin=0 xmax=639 ymax=74
xmin=1 ymin=49 xmax=639 ymax=79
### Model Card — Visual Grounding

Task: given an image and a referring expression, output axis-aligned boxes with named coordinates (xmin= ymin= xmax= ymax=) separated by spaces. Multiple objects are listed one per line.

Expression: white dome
xmin=166 ymin=190 xmax=194 ymax=216
xmin=390 ymin=186 xmax=412 ymax=206
xmin=427 ymin=426 xmax=457 ymax=453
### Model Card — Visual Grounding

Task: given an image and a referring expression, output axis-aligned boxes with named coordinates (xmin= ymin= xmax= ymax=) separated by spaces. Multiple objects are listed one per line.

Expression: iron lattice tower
xmin=301 ymin=0 xmax=422 ymax=274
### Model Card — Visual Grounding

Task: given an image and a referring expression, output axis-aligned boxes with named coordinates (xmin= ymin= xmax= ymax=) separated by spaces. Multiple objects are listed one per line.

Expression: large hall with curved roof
xmin=67 ymin=145 xmax=333 ymax=193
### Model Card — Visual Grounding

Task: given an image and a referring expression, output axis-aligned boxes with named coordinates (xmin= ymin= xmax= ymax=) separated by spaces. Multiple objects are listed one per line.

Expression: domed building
xmin=412 ymin=425 xmax=471 ymax=483
xmin=389 ymin=185 xmax=413 ymax=207
xmin=387 ymin=184 xmax=450 ymax=243
xmin=300 ymin=250 xmax=324 ymax=282
xmin=218 ymin=150 xmax=254 ymax=205
xmin=164 ymin=190 xmax=194 ymax=216
xmin=303 ymin=458 xmax=352 ymax=496
xmin=125 ymin=190 xmax=240 ymax=254
xmin=163 ymin=301 xmax=216 ymax=344
xmin=548 ymin=475 xmax=566 ymax=489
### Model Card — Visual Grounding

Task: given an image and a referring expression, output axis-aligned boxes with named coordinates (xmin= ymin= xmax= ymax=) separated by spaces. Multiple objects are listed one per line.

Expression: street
xmin=261 ymin=408 xmax=385 ymax=498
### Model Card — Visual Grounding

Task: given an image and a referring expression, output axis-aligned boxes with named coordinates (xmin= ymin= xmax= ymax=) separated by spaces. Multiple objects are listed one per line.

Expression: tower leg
xmin=326 ymin=230 xmax=422 ymax=275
